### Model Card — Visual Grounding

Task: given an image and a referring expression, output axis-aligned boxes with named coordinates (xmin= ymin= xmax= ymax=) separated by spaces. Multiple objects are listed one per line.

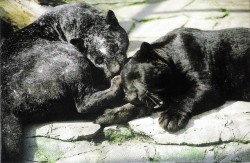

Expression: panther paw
xmin=111 ymin=75 xmax=122 ymax=87
xmin=158 ymin=111 xmax=189 ymax=132
xmin=96 ymin=103 xmax=136 ymax=125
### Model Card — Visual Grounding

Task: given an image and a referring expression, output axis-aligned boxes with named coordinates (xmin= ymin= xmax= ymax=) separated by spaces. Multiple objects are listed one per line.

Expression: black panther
xmin=97 ymin=28 xmax=250 ymax=133
xmin=1 ymin=3 xmax=128 ymax=162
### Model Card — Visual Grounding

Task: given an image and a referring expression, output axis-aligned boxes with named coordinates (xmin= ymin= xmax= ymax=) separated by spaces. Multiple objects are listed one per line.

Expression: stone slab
xmin=104 ymin=143 xmax=150 ymax=162
xmin=102 ymin=142 xmax=250 ymax=162
xmin=119 ymin=20 xmax=134 ymax=33
xmin=23 ymin=137 xmax=76 ymax=162
xmin=129 ymin=15 xmax=188 ymax=39
xmin=184 ymin=0 xmax=250 ymax=10
xmin=113 ymin=0 xmax=194 ymax=21
xmin=129 ymin=101 xmax=250 ymax=145
xmin=22 ymin=101 xmax=250 ymax=162
xmin=214 ymin=13 xmax=250 ymax=29
xmin=24 ymin=121 xmax=101 ymax=141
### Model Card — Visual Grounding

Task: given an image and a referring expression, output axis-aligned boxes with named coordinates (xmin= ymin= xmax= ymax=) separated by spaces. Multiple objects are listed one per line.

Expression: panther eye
xmin=95 ymin=57 xmax=104 ymax=65
xmin=113 ymin=44 xmax=119 ymax=53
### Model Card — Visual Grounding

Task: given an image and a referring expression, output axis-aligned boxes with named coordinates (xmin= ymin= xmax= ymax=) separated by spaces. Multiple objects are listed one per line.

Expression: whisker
xmin=150 ymin=93 xmax=163 ymax=105
xmin=148 ymin=95 xmax=161 ymax=109
xmin=150 ymin=93 xmax=162 ymax=101
xmin=148 ymin=96 xmax=158 ymax=105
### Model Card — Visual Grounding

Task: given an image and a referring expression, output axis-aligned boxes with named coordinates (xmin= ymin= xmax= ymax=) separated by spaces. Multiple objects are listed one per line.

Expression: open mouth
xmin=149 ymin=93 xmax=164 ymax=109
xmin=150 ymin=93 xmax=163 ymax=108
xmin=133 ymin=82 xmax=164 ymax=109
xmin=143 ymin=92 xmax=164 ymax=109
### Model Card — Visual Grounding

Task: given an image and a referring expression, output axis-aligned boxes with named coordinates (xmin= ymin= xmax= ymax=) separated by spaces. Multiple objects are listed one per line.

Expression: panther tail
xmin=1 ymin=105 xmax=23 ymax=162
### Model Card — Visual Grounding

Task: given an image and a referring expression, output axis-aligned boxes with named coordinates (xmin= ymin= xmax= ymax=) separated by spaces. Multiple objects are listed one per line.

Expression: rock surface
xmin=22 ymin=101 xmax=250 ymax=162
xmin=129 ymin=101 xmax=250 ymax=145
xmin=24 ymin=121 xmax=101 ymax=141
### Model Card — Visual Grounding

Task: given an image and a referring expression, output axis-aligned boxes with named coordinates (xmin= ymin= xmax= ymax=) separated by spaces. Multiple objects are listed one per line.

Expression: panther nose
xmin=125 ymin=93 xmax=138 ymax=103
xmin=110 ymin=64 xmax=120 ymax=75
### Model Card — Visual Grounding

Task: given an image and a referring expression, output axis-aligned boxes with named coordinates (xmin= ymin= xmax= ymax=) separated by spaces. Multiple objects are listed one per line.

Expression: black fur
xmin=1 ymin=3 xmax=128 ymax=162
xmin=0 ymin=19 xmax=14 ymax=45
xmin=118 ymin=28 xmax=250 ymax=132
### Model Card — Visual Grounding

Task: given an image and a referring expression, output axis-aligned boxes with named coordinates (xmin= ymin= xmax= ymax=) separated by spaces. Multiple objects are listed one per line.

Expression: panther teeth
xmin=154 ymin=104 xmax=161 ymax=109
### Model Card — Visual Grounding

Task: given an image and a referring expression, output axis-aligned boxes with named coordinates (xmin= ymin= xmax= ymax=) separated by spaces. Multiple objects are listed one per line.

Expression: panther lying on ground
xmin=97 ymin=28 xmax=250 ymax=133
xmin=1 ymin=3 xmax=128 ymax=162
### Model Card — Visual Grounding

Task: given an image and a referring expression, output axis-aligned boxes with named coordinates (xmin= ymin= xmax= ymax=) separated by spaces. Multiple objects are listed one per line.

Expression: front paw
xmin=96 ymin=109 xmax=117 ymax=125
xmin=158 ymin=111 xmax=189 ymax=132
xmin=96 ymin=103 xmax=136 ymax=125
xmin=111 ymin=75 xmax=121 ymax=88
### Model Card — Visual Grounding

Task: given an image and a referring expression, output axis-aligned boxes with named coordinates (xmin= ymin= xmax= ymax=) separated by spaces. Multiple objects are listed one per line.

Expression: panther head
xmin=40 ymin=3 xmax=129 ymax=79
xmin=68 ymin=8 xmax=129 ymax=79
xmin=121 ymin=42 xmax=178 ymax=109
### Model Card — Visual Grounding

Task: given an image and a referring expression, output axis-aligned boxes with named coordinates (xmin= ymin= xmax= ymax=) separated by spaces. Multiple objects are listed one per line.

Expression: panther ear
xmin=70 ymin=38 xmax=86 ymax=52
xmin=137 ymin=42 xmax=158 ymax=61
xmin=140 ymin=42 xmax=153 ymax=54
xmin=107 ymin=10 xmax=119 ymax=28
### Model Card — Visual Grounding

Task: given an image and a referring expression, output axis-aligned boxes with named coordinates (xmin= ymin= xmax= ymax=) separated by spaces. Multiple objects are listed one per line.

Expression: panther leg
xmin=159 ymin=109 xmax=190 ymax=132
xmin=159 ymin=83 xmax=225 ymax=132
xmin=2 ymin=111 xmax=23 ymax=162
xmin=75 ymin=75 xmax=123 ymax=113
xmin=96 ymin=103 xmax=150 ymax=125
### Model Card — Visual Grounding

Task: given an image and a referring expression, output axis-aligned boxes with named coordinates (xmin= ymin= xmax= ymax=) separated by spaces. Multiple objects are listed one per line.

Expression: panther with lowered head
xmin=122 ymin=28 xmax=250 ymax=131
xmin=97 ymin=28 xmax=250 ymax=132
xmin=1 ymin=3 xmax=128 ymax=162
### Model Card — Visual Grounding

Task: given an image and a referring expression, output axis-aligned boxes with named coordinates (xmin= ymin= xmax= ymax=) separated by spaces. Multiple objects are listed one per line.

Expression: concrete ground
xmin=109 ymin=0 xmax=250 ymax=56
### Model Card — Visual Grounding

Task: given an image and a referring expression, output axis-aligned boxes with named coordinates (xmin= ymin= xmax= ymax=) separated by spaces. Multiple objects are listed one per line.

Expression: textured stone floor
xmin=23 ymin=101 xmax=250 ymax=162
xmin=1 ymin=0 xmax=249 ymax=162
